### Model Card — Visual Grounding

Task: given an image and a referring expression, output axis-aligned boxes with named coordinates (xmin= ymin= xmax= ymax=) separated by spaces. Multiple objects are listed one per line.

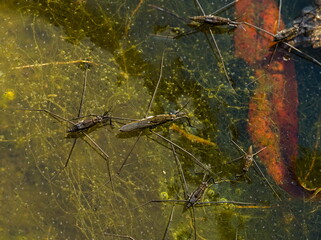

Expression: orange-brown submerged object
xmin=234 ymin=0 xmax=319 ymax=199
xmin=170 ymin=123 xmax=217 ymax=147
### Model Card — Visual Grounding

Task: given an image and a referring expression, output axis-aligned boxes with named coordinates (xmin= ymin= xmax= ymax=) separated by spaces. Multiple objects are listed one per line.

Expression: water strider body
xmin=185 ymin=178 xmax=213 ymax=209
xmin=228 ymin=140 xmax=267 ymax=178
xmin=68 ymin=112 xmax=112 ymax=133
xmin=119 ymin=112 xmax=190 ymax=132
xmin=228 ymin=140 xmax=281 ymax=200
xmin=235 ymin=145 xmax=263 ymax=177
xmin=189 ymin=15 xmax=239 ymax=27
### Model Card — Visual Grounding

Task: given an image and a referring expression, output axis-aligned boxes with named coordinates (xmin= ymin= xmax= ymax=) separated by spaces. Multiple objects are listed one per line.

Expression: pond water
xmin=0 ymin=0 xmax=321 ymax=239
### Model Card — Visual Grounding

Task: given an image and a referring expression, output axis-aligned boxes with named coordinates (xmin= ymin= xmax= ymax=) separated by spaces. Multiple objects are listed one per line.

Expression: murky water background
xmin=1 ymin=0 xmax=321 ymax=239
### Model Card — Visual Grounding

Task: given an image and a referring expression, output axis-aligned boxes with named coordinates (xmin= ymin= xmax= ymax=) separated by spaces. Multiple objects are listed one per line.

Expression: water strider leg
xmin=162 ymin=203 xmax=175 ymax=240
xmin=145 ymin=50 xmax=166 ymax=118
xmin=117 ymin=51 xmax=166 ymax=174
xmin=230 ymin=139 xmax=281 ymax=200
xmin=171 ymin=144 xmax=189 ymax=198
xmin=151 ymin=130 xmax=218 ymax=178
xmin=65 ymin=139 xmax=77 ymax=167
xmin=268 ymin=0 xmax=283 ymax=64
xmin=64 ymin=66 xmax=89 ymax=167
xmin=194 ymin=0 xmax=236 ymax=92
xmin=117 ymin=131 xmax=142 ymax=175
xmin=242 ymin=21 xmax=321 ymax=67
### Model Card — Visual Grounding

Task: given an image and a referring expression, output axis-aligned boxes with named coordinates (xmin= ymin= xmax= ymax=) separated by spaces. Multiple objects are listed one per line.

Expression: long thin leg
xmin=162 ymin=203 xmax=175 ymax=240
xmin=208 ymin=29 xmax=235 ymax=92
xmin=252 ymin=160 xmax=282 ymax=201
xmin=242 ymin=22 xmax=321 ymax=67
xmin=230 ymin=139 xmax=247 ymax=155
xmin=210 ymin=0 xmax=239 ymax=15
xmin=138 ymin=199 xmax=261 ymax=207
xmin=145 ymin=50 xmax=165 ymax=117
xmin=66 ymin=67 xmax=89 ymax=166
xmin=269 ymin=0 xmax=282 ymax=64
xmin=25 ymin=109 xmax=112 ymax=171
xmin=133 ymin=199 xmax=188 ymax=210
xmin=277 ymin=0 xmax=282 ymax=31
xmin=252 ymin=147 xmax=267 ymax=156
xmin=175 ymin=101 xmax=191 ymax=114
xmin=173 ymin=29 xmax=201 ymax=39
xmin=227 ymin=155 xmax=244 ymax=164
xmin=191 ymin=206 xmax=197 ymax=240
xmin=171 ymin=144 xmax=189 ymax=198
xmin=117 ymin=131 xmax=143 ymax=175
xmin=118 ymin=51 xmax=165 ymax=174
xmin=195 ymin=200 xmax=259 ymax=206
xmin=18 ymin=109 xmax=75 ymax=125
xmin=103 ymin=233 xmax=136 ymax=240
xmin=284 ymin=42 xmax=321 ymax=67
xmin=150 ymin=130 xmax=218 ymax=178
xmin=77 ymin=69 xmax=116 ymax=195
xmin=148 ymin=4 xmax=188 ymax=23
xmin=153 ymin=28 xmax=200 ymax=39
xmin=194 ymin=0 xmax=235 ymax=92
xmin=194 ymin=0 xmax=206 ymax=15
xmin=71 ymin=114 xmax=138 ymax=122
xmin=65 ymin=138 xmax=77 ymax=167
xmin=83 ymin=132 xmax=115 ymax=195
xmin=77 ymin=68 xmax=88 ymax=117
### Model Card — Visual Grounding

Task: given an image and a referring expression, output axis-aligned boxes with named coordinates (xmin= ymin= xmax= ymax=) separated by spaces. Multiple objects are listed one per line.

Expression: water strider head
xmin=243 ymin=145 xmax=254 ymax=172
xmin=172 ymin=110 xmax=194 ymax=127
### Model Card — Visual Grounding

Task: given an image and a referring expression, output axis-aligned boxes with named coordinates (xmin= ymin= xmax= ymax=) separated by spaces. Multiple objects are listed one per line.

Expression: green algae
xmin=0 ymin=0 xmax=321 ymax=239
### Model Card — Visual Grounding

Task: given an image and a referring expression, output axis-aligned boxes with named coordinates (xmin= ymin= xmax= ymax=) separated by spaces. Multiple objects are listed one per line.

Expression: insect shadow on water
xmin=17 ymin=62 xmax=122 ymax=194
xmin=227 ymin=139 xmax=282 ymax=201
xmin=242 ymin=2 xmax=321 ymax=68
xmin=149 ymin=0 xmax=241 ymax=92
xmin=117 ymin=50 xmax=216 ymax=177
xmin=137 ymin=145 xmax=264 ymax=240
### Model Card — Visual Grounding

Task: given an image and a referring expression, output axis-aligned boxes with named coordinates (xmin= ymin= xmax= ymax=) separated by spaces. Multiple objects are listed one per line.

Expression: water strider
xmin=149 ymin=0 xmax=241 ymax=92
xmin=276 ymin=4 xmax=321 ymax=49
xmin=69 ymin=112 xmax=137 ymax=133
xmin=228 ymin=139 xmax=282 ymax=200
xmin=149 ymin=0 xmax=240 ymax=31
xmin=145 ymin=177 xmax=257 ymax=210
xmin=136 ymin=145 xmax=261 ymax=240
xmin=137 ymin=174 xmax=263 ymax=239
xmin=18 ymin=64 xmax=117 ymax=193
xmin=117 ymin=51 xmax=215 ymax=177
xmin=242 ymin=2 xmax=321 ymax=67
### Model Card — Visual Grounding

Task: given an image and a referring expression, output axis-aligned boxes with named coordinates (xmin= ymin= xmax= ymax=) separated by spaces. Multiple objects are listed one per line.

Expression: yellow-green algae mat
xmin=0 ymin=1 xmax=321 ymax=239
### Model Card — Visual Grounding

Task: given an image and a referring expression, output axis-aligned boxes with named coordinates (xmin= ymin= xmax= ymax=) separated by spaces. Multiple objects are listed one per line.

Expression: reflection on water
xmin=0 ymin=0 xmax=320 ymax=239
